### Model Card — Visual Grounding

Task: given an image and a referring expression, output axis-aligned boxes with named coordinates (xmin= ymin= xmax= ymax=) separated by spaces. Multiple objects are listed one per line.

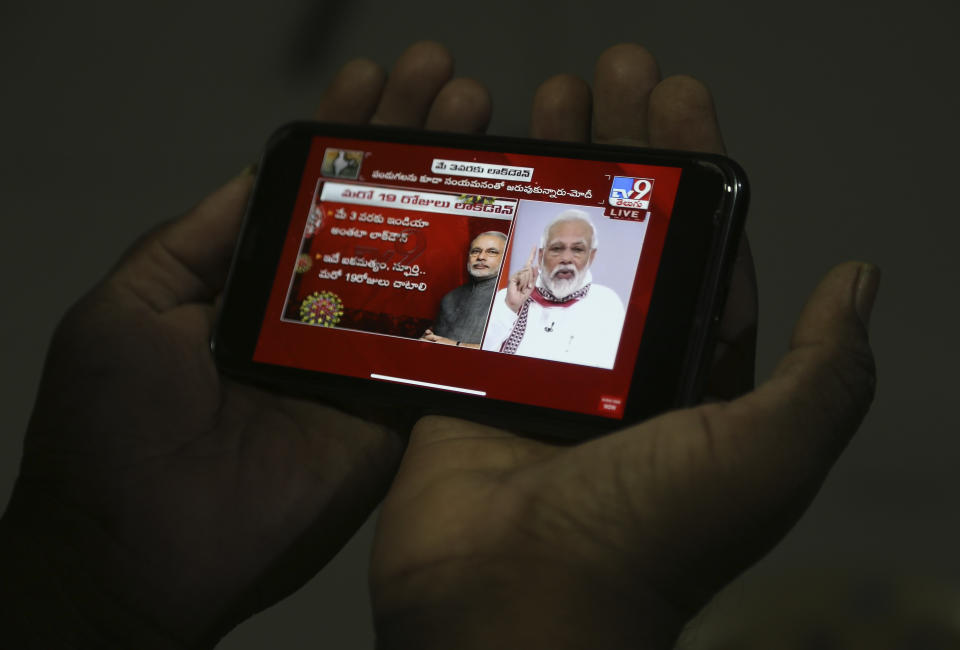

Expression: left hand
xmin=420 ymin=328 xmax=457 ymax=345
xmin=1 ymin=42 xmax=491 ymax=648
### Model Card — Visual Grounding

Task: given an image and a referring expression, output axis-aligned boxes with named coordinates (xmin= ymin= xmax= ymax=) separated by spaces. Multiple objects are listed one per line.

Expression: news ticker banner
xmin=314 ymin=137 xmax=682 ymax=227
xmin=319 ymin=181 xmax=517 ymax=218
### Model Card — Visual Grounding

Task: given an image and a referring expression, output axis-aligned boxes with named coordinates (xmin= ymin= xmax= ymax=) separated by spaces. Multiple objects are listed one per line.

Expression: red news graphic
xmin=253 ymin=136 xmax=683 ymax=419
xmin=284 ymin=181 xmax=512 ymax=339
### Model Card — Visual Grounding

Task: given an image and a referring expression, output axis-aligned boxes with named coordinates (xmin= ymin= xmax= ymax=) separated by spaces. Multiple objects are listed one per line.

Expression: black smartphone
xmin=212 ymin=122 xmax=748 ymax=439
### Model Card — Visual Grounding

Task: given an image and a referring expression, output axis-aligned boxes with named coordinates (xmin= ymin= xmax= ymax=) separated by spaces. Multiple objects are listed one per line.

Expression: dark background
xmin=2 ymin=1 xmax=958 ymax=647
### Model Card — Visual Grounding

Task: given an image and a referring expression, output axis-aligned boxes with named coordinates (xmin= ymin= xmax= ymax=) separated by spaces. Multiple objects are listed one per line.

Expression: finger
xmin=702 ymin=262 xmax=877 ymax=536
xmin=529 ymin=74 xmax=591 ymax=142
xmin=424 ymin=77 xmax=492 ymax=133
xmin=715 ymin=262 xmax=877 ymax=484
xmin=596 ymin=263 xmax=878 ymax=602
xmin=591 ymin=43 xmax=661 ymax=145
xmin=371 ymin=41 xmax=454 ymax=127
xmin=519 ymin=269 xmax=534 ymax=291
xmin=758 ymin=261 xmax=878 ymax=439
xmin=661 ymin=267 xmax=872 ymax=557
xmin=109 ymin=170 xmax=255 ymax=312
xmin=647 ymin=74 xmax=725 ymax=154
xmin=313 ymin=58 xmax=387 ymax=123
xmin=526 ymin=245 xmax=537 ymax=268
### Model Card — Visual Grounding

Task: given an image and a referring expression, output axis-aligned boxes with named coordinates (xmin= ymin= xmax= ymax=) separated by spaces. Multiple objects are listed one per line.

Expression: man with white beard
xmin=481 ymin=210 xmax=626 ymax=369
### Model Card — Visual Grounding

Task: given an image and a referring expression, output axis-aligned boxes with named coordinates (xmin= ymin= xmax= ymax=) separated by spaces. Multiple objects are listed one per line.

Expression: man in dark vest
xmin=420 ymin=231 xmax=507 ymax=349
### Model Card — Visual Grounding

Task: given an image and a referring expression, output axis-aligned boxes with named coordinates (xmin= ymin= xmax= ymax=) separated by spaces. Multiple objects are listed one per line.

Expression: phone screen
xmin=249 ymin=134 xmax=683 ymax=420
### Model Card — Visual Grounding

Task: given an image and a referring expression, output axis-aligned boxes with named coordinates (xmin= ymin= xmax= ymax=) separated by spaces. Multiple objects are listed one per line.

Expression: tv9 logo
xmin=609 ymin=176 xmax=654 ymax=210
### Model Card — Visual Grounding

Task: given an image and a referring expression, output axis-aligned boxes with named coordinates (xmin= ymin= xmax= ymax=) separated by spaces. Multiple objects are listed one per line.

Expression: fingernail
xmin=238 ymin=163 xmax=258 ymax=178
xmin=854 ymin=263 xmax=881 ymax=328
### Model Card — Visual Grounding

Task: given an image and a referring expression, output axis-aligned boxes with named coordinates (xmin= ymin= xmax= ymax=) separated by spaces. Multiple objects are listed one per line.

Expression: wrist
xmin=373 ymin=559 xmax=685 ymax=650
xmin=1 ymin=496 xmax=188 ymax=650
xmin=0 ymin=516 xmax=90 ymax=649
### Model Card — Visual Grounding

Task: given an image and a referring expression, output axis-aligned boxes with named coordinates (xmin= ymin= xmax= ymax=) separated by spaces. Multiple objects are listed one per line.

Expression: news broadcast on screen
xmin=252 ymin=136 xmax=682 ymax=418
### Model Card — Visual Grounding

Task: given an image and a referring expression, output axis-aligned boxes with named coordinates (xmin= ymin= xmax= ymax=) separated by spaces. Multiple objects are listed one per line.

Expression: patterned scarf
xmin=500 ymin=283 xmax=592 ymax=354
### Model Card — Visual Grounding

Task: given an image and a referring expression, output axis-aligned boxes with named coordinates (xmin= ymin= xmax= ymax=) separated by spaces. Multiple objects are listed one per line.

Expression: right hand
xmin=370 ymin=43 xmax=869 ymax=650
xmin=506 ymin=245 xmax=539 ymax=312
xmin=372 ymin=262 xmax=878 ymax=650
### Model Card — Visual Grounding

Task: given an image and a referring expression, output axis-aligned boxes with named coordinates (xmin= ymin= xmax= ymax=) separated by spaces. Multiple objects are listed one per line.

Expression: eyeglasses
xmin=469 ymin=247 xmax=502 ymax=257
xmin=545 ymin=242 xmax=589 ymax=258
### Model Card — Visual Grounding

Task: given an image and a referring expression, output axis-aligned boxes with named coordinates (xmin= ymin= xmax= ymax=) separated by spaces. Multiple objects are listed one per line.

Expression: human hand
xmin=0 ymin=42 xmax=491 ymax=649
xmin=370 ymin=44 xmax=878 ymax=650
xmin=505 ymin=245 xmax=540 ymax=312
xmin=420 ymin=330 xmax=480 ymax=349
xmin=420 ymin=328 xmax=455 ymax=345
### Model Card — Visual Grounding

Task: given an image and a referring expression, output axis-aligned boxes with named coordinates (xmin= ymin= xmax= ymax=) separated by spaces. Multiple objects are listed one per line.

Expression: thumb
xmin=109 ymin=169 xmax=255 ymax=313
xmin=697 ymin=260 xmax=879 ymax=583
xmin=599 ymin=262 xmax=879 ymax=603
xmin=707 ymin=261 xmax=878 ymax=522
xmin=726 ymin=260 xmax=879 ymax=485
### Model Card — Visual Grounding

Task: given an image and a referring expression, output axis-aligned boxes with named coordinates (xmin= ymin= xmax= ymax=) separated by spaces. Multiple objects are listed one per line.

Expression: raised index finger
xmin=525 ymin=245 xmax=537 ymax=269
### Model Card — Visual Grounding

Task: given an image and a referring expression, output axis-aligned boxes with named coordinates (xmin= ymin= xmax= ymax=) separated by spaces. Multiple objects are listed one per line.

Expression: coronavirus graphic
xmin=299 ymin=291 xmax=343 ymax=327
xmin=305 ymin=206 xmax=324 ymax=237
xmin=295 ymin=253 xmax=313 ymax=274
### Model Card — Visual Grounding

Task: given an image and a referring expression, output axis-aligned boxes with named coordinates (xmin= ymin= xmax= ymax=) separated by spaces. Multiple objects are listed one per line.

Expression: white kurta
xmin=482 ymin=285 xmax=626 ymax=369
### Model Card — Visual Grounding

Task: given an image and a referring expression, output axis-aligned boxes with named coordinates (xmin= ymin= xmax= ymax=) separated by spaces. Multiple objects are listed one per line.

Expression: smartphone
xmin=212 ymin=121 xmax=748 ymax=439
